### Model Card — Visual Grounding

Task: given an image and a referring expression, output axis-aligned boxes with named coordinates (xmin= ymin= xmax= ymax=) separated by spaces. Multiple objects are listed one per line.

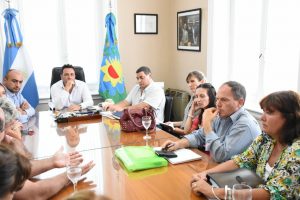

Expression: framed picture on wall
xmin=177 ymin=8 xmax=201 ymax=51
xmin=134 ymin=13 xmax=158 ymax=34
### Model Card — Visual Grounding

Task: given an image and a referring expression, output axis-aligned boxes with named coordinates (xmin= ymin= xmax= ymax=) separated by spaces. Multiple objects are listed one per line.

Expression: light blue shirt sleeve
xmin=185 ymin=108 xmax=261 ymax=163
xmin=184 ymin=128 xmax=206 ymax=148
xmin=206 ymin=110 xmax=261 ymax=162
xmin=7 ymin=92 xmax=36 ymax=123
xmin=19 ymin=94 xmax=35 ymax=117
xmin=205 ymin=123 xmax=255 ymax=162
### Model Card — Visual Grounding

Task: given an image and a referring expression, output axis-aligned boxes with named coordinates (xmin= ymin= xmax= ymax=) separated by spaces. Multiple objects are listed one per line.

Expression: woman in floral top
xmin=190 ymin=90 xmax=300 ymax=199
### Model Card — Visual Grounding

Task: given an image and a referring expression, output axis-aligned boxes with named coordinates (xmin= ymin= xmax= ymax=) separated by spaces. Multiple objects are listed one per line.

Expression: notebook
xmin=112 ymin=111 xmax=123 ymax=120
xmin=100 ymin=111 xmax=123 ymax=120
xmin=115 ymin=146 xmax=168 ymax=172
xmin=153 ymin=147 xmax=202 ymax=164
xmin=159 ymin=122 xmax=174 ymax=130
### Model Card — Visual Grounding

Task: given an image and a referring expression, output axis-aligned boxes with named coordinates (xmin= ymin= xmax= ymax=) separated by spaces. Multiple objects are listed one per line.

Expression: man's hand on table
xmin=68 ymin=104 xmax=81 ymax=111
xmin=52 ymin=147 xmax=83 ymax=168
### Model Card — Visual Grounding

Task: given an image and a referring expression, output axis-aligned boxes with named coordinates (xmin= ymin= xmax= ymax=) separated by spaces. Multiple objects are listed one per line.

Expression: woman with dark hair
xmin=190 ymin=90 xmax=300 ymax=199
xmin=183 ymin=83 xmax=216 ymax=134
xmin=167 ymin=71 xmax=206 ymax=135
xmin=0 ymin=144 xmax=31 ymax=200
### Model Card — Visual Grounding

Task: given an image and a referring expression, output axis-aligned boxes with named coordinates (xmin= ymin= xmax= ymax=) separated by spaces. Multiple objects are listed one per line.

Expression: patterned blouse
xmin=232 ymin=133 xmax=300 ymax=199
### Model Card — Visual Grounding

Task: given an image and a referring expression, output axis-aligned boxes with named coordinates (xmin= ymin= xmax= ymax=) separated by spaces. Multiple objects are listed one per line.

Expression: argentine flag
xmin=2 ymin=8 xmax=39 ymax=107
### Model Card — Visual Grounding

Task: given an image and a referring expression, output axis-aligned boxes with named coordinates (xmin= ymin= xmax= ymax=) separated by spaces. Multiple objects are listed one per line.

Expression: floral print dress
xmin=232 ymin=133 xmax=300 ymax=199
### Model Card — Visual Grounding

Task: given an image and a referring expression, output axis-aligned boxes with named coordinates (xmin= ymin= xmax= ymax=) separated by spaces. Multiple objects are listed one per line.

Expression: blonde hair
xmin=0 ymin=97 xmax=19 ymax=124
xmin=65 ymin=190 xmax=111 ymax=200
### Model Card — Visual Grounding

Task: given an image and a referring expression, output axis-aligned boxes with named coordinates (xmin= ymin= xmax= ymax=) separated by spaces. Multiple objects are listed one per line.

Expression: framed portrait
xmin=177 ymin=8 xmax=201 ymax=51
xmin=134 ymin=13 xmax=158 ymax=34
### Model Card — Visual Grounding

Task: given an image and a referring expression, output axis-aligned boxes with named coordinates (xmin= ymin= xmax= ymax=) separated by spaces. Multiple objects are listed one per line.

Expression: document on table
xmin=100 ymin=111 xmax=115 ymax=119
xmin=153 ymin=147 xmax=202 ymax=164
xmin=100 ymin=111 xmax=122 ymax=120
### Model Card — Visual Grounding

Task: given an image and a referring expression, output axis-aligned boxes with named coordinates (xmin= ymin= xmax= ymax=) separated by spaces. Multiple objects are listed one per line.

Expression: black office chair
xmin=50 ymin=66 xmax=86 ymax=87
xmin=164 ymin=96 xmax=173 ymax=122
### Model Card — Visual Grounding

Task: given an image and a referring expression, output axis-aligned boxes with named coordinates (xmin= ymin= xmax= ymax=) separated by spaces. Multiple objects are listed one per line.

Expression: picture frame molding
xmin=177 ymin=8 xmax=201 ymax=52
xmin=134 ymin=13 xmax=158 ymax=34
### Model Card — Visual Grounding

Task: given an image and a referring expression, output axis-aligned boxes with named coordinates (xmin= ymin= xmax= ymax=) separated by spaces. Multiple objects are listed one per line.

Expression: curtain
xmin=0 ymin=0 xmax=118 ymax=98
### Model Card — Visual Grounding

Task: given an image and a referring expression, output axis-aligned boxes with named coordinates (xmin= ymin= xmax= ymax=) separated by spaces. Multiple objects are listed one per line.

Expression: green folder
xmin=115 ymin=146 xmax=168 ymax=172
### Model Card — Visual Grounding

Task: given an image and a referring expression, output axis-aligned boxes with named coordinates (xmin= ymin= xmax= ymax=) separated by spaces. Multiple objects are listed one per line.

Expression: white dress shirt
xmin=125 ymin=82 xmax=165 ymax=123
xmin=50 ymin=80 xmax=93 ymax=110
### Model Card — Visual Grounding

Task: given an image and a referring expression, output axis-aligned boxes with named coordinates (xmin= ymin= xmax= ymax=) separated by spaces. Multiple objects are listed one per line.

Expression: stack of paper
xmin=100 ymin=111 xmax=115 ymax=119
xmin=167 ymin=148 xmax=202 ymax=164
xmin=153 ymin=147 xmax=202 ymax=164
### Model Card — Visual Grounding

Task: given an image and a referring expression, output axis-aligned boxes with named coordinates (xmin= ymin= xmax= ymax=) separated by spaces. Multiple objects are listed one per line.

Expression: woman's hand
xmin=191 ymin=171 xmax=208 ymax=186
xmin=191 ymin=178 xmax=214 ymax=197
xmin=5 ymin=120 xmax=22 ymax=140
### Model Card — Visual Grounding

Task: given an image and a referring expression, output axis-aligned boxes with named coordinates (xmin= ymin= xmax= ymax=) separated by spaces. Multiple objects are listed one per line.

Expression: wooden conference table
xmin=23 ymin=111 xmax=217 ymax=200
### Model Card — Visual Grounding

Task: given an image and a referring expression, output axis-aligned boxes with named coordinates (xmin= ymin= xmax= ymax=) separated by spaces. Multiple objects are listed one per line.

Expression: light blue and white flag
xmin=2 ymin=8 xmax=39 ymax=107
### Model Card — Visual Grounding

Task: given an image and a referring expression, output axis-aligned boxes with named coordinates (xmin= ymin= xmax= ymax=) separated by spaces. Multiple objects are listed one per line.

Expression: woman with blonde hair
xmin=0 ymin=97 xmax=22 ymax=140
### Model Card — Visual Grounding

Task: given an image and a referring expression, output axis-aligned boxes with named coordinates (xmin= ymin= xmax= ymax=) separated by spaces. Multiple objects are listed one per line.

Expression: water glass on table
xmin=232 ymin=184 xmax=252 ymax=200
xmin=66 ymin=166 xmax=82 ymax=193
xmin=142 ymin=116 xmax=152 ymax=140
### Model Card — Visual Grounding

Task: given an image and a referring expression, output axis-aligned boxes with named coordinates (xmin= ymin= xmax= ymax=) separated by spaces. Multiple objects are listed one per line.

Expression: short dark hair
xmin=223 ymin=81 xmax=246 ymax=101
xmin=4 ymin=69 xmax=19 ymax=80
xmin=186 ymin=71 xmax=205 ymax=83
xmin=61 ymin=64 xmax=75 ymax=75
xmin=196 ymin=83 xmax=216 ymax=124
xmin=136 ymin=66 xmax=151 ymax=75
xmin=0 ymin=144 xmax=31 ymax=198
xmin=260 ymin=90 xmax=300 ymax=145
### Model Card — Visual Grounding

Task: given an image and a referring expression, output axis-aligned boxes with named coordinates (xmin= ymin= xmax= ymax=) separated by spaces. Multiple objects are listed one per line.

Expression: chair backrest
xmin=164 ymin=96 xmax=173 ymax=122
xmin=50 ymin=66 xmax=86 ymax=87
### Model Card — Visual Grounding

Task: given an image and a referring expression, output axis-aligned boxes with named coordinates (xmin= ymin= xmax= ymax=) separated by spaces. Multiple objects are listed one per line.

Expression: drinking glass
xmin=232 ymin=184 xmax=252 ymax=200
xmin=66 ymin=166 xmax=82 ymax=192
xmin=142 ymin=116 xmax=152 ymax=140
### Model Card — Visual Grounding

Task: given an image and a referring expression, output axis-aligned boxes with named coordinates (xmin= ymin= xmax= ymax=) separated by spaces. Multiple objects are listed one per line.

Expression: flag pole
xmin=5 ymin=0 xmax=11 ymax=9
xmin=109 ymin=0 xmax=112 ymax=13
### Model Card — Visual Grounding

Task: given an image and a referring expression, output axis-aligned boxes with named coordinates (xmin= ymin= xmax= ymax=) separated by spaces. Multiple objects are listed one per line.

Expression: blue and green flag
xmin=99 ymin=13 xmax=126 ymax=103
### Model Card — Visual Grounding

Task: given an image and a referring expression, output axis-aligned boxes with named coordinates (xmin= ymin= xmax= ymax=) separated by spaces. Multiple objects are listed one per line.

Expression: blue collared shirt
xmin=185 ymin=107 xmax=261 ymax=162
xmin=5 ymin=89 xmax=35 ymax=123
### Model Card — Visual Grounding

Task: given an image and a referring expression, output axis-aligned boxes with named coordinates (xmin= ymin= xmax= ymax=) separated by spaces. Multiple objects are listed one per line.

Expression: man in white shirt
xmin=50 ymin=64 xmax=93 ymax=111
xmin=105 ymin=66 xmax=165 ymax=123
